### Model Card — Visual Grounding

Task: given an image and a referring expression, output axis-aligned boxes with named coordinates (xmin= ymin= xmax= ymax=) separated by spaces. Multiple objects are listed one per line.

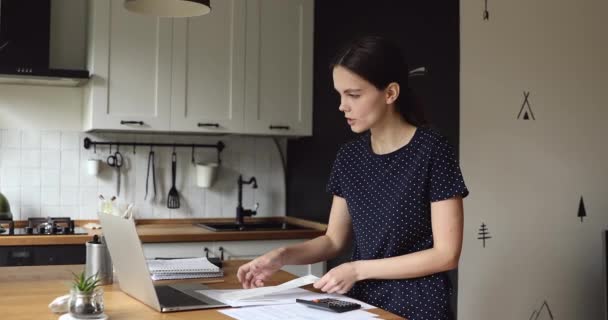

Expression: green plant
xmin=71 ymin=272 xmax=101 ymax=293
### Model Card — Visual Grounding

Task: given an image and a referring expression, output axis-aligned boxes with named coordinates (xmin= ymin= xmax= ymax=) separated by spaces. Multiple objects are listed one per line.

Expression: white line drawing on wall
xmin=529 ymin=300 xmax=554 ymax=320
xmin=517 ymin=91 xmax=536 ymax=120
xmin=578 ymin=196 xmax=587 ymax=222
xmin=483 ymin=0 xmax=489 ymax=20
xmin=477 ymin=222 xmax=491 ymax=248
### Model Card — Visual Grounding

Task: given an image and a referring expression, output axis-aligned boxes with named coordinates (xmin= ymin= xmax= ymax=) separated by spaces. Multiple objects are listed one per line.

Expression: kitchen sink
xmin=196 ymin=221 xmax=315 ymax=232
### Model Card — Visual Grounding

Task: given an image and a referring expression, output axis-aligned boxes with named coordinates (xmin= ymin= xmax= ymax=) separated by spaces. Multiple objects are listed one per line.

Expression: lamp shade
xmin=0 ymin=192 xmax=13 ymax=220
xmin=124 ymin=0 xmax=211 ymax=18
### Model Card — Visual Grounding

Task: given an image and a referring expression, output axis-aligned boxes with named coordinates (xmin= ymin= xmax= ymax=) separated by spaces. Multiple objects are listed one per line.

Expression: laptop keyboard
xmin=155 ymin=286 xmax=209 ymax=307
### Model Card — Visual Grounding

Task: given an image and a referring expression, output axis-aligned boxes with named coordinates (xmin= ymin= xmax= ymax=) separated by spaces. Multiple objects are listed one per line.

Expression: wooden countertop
xmin=0 ymin=217 xmax=326 ymax=246
xmin=0 ymin=260 xmax=404 ymax=320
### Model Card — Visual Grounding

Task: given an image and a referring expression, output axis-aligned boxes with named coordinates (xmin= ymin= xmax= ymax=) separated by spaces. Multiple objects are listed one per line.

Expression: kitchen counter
xmin=0 ymin=260 xmax=404 ymax=320
xmin=0 ymin=217 xmax=326 ymax=246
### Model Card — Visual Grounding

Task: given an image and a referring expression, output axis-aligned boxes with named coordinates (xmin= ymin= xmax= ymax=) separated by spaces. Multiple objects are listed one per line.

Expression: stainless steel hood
xmin=0 ymin=0 xmax=90 ymax=87
xmin=0 ymin=66 xmax=89 ymax=87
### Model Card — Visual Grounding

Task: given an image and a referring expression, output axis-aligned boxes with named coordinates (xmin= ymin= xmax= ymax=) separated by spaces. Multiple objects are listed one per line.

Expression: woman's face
xmin=332 ymin=66 xmax=390 ymax=133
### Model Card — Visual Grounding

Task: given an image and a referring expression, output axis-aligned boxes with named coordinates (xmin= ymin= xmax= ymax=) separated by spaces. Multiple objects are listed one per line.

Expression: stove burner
xmin=0 ymin=217 xmax=86 ymax=236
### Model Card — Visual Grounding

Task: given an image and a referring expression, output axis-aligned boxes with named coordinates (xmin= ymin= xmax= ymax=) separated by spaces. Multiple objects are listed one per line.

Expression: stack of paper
xmin=219 ymin=303 xmax=381 ymax=320
xmin=197 ymin=274 xmax=381 ymax=320
xmin=146 ymin=257 xmax=223 ymax=281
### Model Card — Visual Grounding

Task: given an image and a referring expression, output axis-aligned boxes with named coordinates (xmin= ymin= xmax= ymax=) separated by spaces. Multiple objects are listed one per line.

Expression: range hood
xmin=0 ymin=0 xmax=90 ymax=87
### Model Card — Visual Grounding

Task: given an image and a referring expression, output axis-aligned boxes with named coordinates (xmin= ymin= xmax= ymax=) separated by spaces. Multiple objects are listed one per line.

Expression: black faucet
xmin=236 ymin=175 xmax=258 ymax=228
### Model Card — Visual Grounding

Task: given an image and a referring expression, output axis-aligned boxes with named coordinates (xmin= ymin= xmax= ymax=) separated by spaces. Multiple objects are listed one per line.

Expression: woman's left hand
xmin=313 ymin=262 xmax=360 ymax=294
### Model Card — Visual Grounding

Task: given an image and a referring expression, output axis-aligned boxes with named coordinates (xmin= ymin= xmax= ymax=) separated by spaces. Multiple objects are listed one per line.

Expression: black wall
xmin=286 ymin=0 xmax=460 ymax=316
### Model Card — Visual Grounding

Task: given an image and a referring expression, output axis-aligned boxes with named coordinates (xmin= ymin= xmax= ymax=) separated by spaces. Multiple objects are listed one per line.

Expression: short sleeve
xmin=326 ymin=147 xmax=345 ymax=197
xmin=429 ymin=138 xmax=469 ymax=202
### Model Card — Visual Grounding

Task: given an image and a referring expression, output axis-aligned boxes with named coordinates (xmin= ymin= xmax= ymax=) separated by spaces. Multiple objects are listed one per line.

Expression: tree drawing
xmin=517 ymin=91 xmax=536 ymax=120
xmin=477 ymin=223 xmax=491 ymax=248
xmin=578 ymin=196 xmax=587 ymax=222
xmin=529 ymin=300 xmax=554 ymax=320
xmin=483 ymin=0 xmax=489 ymax=20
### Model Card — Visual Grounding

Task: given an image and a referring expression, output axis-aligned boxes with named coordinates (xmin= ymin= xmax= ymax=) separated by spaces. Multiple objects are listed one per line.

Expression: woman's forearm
xmin=354 ymin=248 xmax=459 ymax=281
xmin=277 ymin=235 xmax=345 ymax=266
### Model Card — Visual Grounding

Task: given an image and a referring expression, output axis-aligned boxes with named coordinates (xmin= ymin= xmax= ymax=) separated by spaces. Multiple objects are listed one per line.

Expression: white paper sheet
xmin=219 ymin=303 xmax=380 ymax=320
xmin=218 ymin=274 xmax=320 ymax=301
xmin=199 ymin=287 xmax=377 ymax=309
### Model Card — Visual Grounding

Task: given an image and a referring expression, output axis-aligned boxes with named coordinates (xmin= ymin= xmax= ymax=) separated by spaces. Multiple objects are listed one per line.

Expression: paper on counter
xmin=199 ymin=287 xmax=377 ymax=309
xmin=218 ymin=274 xmax=319 ymax=301
xmin=219 ymin=303 xmax=380 ymax=320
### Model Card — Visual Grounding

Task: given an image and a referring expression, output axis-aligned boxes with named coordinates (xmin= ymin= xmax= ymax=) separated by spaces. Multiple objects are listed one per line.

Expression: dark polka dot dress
xmin=326 ymin=127 xmax=469 ymax=320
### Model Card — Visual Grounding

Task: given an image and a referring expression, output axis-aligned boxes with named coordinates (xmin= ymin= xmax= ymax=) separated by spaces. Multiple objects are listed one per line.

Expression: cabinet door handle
xmin=218 ymin=246 xmax=224 ymax=261
xmin=120 ymin=120 xmax=144 ymax=126
xmin=204 ymin=247 xmax=209 ymax=258
xmin=198 ymin=123 xmax=220 ymax=128
xmin=269 ymin=125 xmax=290 ymax=130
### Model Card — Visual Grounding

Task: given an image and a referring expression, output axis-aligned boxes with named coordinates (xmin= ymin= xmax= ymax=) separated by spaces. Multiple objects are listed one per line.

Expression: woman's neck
xmin=369 ymin=112 xmax=417 ymax=155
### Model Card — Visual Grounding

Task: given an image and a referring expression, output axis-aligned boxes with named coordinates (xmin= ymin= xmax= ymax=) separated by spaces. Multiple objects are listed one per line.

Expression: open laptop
xmin=98 ymin=212 xmax=228 ymax=312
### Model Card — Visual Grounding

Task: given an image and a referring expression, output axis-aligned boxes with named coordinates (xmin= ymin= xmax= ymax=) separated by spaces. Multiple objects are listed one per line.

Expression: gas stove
xmin=0 ymin=217 xmax=88 ymax=236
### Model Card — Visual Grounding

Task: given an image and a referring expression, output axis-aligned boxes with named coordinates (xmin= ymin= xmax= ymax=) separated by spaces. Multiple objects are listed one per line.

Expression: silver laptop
xmin=98 ymin=212 xmax=228 ymax=312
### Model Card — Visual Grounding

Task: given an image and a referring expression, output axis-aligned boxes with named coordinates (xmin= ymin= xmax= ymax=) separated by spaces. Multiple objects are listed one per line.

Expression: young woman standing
xmin=237 ymin=35 xmax=468 ymax=320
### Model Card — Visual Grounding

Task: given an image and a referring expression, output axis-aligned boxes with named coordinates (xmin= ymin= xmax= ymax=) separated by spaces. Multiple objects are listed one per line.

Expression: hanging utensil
xmin=145 ymin=149 xmax=156 ymax=200
xmin=107 ymin=149 xmax=123 ymax=197
xmin=167 ymin=150 xmax=180 ymax=209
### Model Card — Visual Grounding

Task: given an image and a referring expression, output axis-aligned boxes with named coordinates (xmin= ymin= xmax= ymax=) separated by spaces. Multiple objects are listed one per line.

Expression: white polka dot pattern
xmin=326 ymin=127 xmax=469 ymax=320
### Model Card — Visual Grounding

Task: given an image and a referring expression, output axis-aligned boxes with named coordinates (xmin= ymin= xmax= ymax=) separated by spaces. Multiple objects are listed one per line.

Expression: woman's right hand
xmin=236 ymin=248 xmax=285 ymax=289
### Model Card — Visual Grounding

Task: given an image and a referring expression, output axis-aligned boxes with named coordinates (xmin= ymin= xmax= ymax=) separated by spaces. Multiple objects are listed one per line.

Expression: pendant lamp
xmin=124 ymin=0 xmax=211 ymax=18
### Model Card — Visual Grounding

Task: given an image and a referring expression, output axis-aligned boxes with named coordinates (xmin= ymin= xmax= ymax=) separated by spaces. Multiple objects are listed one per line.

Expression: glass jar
xmin=68 ymin=287 xmax=105 ymax=319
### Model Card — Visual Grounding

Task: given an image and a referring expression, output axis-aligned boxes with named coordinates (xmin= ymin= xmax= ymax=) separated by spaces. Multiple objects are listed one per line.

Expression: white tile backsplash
xmin=41 ymin=169 xmax=60 ymax=187
xmin=41 ymin=187 xmax=60 ymax=206
xmin=21 ymin=150 xmax=41 ymax=168
xmin=21 ymin=169 xmax=41 ymax=187
xmin=60 ymin=187 xmax=79 ymax=206
xmin=21 ymin=131 xmax=41 ymax=149
xmin=61 ymin=150 xmax=79 ymax=170
xmin=0 ymin=131 xmax=286 ymax=220
xmin=1 ymin=167 xmax=21 ymax=187
xmin=41 ymin=131 xmax=61 ymax=150
xmin=21 ymin=187 xmax=41 ymax=207
xmin=2 ymin=129 xmax=21 ymax=148
xmin=60 ymin=170 xmax=79 ymax=187
xmin=61 ymin=132 xmax=80 ymax=150
xmin=41 ymin=150 xmax=61 ymax=169
xmin=1 ymin=148 xmax=21 ymax=167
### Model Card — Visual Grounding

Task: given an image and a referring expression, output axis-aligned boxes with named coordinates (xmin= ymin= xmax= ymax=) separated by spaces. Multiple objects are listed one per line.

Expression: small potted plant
xmin=69 ymin=271 xmax=105 ymax=319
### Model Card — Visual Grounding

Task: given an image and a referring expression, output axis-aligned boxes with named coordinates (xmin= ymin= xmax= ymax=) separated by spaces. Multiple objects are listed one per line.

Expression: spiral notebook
xmin=146 ymin=257 xmax=223 ymax=280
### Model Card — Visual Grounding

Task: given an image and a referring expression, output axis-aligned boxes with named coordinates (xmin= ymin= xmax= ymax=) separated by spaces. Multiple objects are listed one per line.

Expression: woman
xmin=237 ymin=35 xmax=468 ymax=320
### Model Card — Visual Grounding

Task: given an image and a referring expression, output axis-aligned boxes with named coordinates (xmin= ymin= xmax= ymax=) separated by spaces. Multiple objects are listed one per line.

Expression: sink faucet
xmin=236 ymin=175 xmax=258 ymax=228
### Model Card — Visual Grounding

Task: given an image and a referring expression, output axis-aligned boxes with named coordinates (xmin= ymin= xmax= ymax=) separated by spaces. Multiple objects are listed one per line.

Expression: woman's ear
xmin=385 ymin=82 xmax=400 ymax=105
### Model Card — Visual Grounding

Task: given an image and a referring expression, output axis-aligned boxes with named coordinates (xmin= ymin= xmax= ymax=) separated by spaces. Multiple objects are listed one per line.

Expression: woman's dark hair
xmin=330 ymin=35 xmax=427 ymax=126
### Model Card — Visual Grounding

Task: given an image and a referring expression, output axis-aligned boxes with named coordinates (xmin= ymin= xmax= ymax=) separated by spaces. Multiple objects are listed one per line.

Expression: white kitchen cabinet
xmin=84 ymin=0 xmax=172 ymax=131
xmin=142 ymin=242 xmax=214 ymax=259
xmin=85 ymin=0 xmax=314 ymax=136
xmin=170 ymin=0 xmax=246 ymax=133
xmin=142 ymin=240 xmax=325 ymax=277
xmin=242 ymin=0 xmax=314 ymax=136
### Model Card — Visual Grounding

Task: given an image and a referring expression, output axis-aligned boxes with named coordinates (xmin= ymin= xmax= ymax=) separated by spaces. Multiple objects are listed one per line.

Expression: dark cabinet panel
xmin=0 ymin=245 xmax=85 ymax=266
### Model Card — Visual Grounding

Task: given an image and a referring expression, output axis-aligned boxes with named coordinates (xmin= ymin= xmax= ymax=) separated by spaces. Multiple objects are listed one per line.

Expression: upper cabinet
xmin=170 ymin=0 xmax=246 ymax=134
xmin=84 ymin=0 xmax=172 ymax=131
xmin=84 ymin=0 xmax=313 ymax=136
xmin=243 ymin=0 xmax=314 ymax=136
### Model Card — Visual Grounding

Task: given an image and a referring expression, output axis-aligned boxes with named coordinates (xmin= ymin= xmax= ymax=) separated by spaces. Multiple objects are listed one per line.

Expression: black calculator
xmin=296 ymin=298 xmax=361 ymax=313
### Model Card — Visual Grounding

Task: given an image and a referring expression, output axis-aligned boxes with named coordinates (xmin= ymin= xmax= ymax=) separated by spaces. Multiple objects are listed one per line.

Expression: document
xmin=219 ymin=303 xmax=380 ymax=320
xmin=217 ymin=274 xmax=320 ymax=301
xmin=200 ymin=287 xmax=377 ymax=309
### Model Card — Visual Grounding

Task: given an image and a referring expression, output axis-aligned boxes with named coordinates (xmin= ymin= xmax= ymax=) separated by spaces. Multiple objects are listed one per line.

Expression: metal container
xmin=85 ymin=235 xmax=113 ymax=285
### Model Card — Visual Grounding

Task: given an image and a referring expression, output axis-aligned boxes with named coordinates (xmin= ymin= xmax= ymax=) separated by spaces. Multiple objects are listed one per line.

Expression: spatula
xmin=167 ymin=151 xmax=180 ymax=209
